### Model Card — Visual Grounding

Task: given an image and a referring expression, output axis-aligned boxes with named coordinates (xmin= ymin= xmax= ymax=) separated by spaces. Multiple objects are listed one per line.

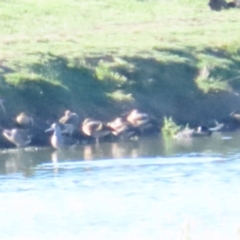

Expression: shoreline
xmin=0 ymin=99 xmax=240 ymax=150
xmin=1 ymin=1 xmax=240 ymax=148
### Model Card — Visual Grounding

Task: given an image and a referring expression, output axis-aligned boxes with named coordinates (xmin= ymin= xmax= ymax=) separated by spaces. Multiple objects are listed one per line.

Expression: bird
xmin=209 ymin=121 xmax=225 ymax=132
xmin=15 ymin=112 xmax=33 ymax=128
xmin=173 ymin=126 xmax=212 ymax=140
xmin=2 ymin=128 xmax=31 ymax=147
xmin=214 ymin=111 xmax=240 ymax=131
xmin=107 ymin=117 xmax=138 ymax=139
xmin=82 ymin=118 xmax=113 ymax=143
xmin=230 ymin=111 xmax=240 ymax=122
xmin=45 ymin=123 xmax=78 ymax=149
xmin=126 ymin=109 xmax=149 ymax=127
xmin=125 ymin=109 xmax=157 ymax=134
xmin=58 ymin=110 xmax=79 ymax=136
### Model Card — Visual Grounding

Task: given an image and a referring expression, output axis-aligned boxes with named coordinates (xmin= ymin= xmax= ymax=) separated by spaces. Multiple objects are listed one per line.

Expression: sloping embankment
xmin=1 ymin=47 xmax=240 ymax=128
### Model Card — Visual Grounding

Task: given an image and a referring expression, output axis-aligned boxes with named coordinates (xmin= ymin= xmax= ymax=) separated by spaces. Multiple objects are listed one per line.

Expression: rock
xmin=208 ymin=0 xmax=228 ymax=10
xmin=228 ymin=0 xmax=240 ymax=7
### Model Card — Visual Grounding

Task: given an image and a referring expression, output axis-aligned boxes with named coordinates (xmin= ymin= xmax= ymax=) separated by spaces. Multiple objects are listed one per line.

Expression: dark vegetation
xmin=1 ymin=47 xmax=240 ymax=130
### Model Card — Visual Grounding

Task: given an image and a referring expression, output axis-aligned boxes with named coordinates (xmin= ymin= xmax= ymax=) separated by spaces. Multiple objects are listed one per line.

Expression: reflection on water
xmin=1 ymin=131 xmax=238 ymax=176
xmin=1 ymin=132 xmax=240 ymax=239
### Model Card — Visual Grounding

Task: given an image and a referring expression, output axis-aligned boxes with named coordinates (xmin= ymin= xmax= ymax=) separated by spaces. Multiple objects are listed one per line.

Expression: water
xmin=1 ymin=132 xmax=240 ymax=240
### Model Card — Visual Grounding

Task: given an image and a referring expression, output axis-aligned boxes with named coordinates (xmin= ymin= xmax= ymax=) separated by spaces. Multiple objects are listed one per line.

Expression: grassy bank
xmin=1 ymin=0 xmax=240 ymax=126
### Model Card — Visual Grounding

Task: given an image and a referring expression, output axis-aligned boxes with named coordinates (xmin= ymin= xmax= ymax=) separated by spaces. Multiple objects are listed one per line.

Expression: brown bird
xmin=126 ymin=109 xmax=149 ymax=127
xmin=59 ymin=110 xmax=79 ymax=136
xmin=15 ymin=112 xmax=33 ymax=127
xmin=108 ymin=117 xmax=138 ymax=138
xmin=125 ymin=109 xmax=157 ymax=134
xmin=82 ymin=118 xmax=112 ymax=143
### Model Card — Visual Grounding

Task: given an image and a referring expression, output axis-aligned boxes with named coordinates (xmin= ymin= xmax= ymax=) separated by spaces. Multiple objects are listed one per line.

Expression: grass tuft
xmin=106 ymin=90 xmax=134 ymax=102
xmin=4 ymin=71 xmax=64 ymax=88
xmin=195 ymin=66 xmax=231 ymax=93
xmin=161 ymin=117 xmax=181 ymax=137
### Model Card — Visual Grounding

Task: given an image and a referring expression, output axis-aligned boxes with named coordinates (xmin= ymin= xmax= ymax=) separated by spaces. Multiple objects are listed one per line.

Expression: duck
xmin=107 ymin=117 xmax=138 ymax=138
xmin=125 ymin=109 xmax=158 ymax=134
xmin=2 ymin=128 xmax=32 ymax=147
xmin=58 ymin=110 xmax=79 ymax=136
xmin=82 ymin=118 xmax=113 ymax=143
xmin=208 ymin=121 xmax=226 ymax=132
xmin=45 ymin=123 xmax=78 ymax=149
xmin=173 ymin=126 xmax=212 ymax=140
xmin=126 ymin=109 xmax=149 ymax=127
xmin=214 ymin=112 xmax=240 ymax=131
xmin=15 ymin=112 xmax=33 ymax=128
xmin=230 ymin=111 xmax=240 ymax=122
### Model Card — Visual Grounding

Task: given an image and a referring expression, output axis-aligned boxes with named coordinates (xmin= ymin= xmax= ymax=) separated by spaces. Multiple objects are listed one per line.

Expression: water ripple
xmin=0 ymin=135 xmax=240 ymax=239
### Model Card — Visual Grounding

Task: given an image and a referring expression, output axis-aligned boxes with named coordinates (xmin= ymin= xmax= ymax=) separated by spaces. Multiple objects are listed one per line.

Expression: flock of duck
xmin=0 ymin=104 xmax=159 ymax=149
xmin=1 ymin=97 xmax=240 ymax=149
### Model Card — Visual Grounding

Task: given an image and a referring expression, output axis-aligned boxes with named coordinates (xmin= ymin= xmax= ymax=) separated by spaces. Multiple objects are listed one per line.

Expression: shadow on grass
xmin=1 ymin=47 xmax=240 ymax=126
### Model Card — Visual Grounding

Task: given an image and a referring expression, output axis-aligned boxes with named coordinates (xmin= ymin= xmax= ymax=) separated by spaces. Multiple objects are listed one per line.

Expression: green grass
xmin=1 ymin=0 xmax=240 ymax=124
xmin=162 ymin=117 xmax=181 ymax=137
xmin=0 ymin=0 xmax=240 ymax=58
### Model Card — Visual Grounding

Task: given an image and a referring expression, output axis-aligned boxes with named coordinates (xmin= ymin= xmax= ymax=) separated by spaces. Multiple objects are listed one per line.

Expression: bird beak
xmin=45 ymin=127 xmax=53 ymax=132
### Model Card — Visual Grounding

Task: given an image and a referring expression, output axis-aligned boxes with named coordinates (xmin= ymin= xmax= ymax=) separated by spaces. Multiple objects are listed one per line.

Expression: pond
xmin=0 ymin=132 xmax=240 ymax=240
